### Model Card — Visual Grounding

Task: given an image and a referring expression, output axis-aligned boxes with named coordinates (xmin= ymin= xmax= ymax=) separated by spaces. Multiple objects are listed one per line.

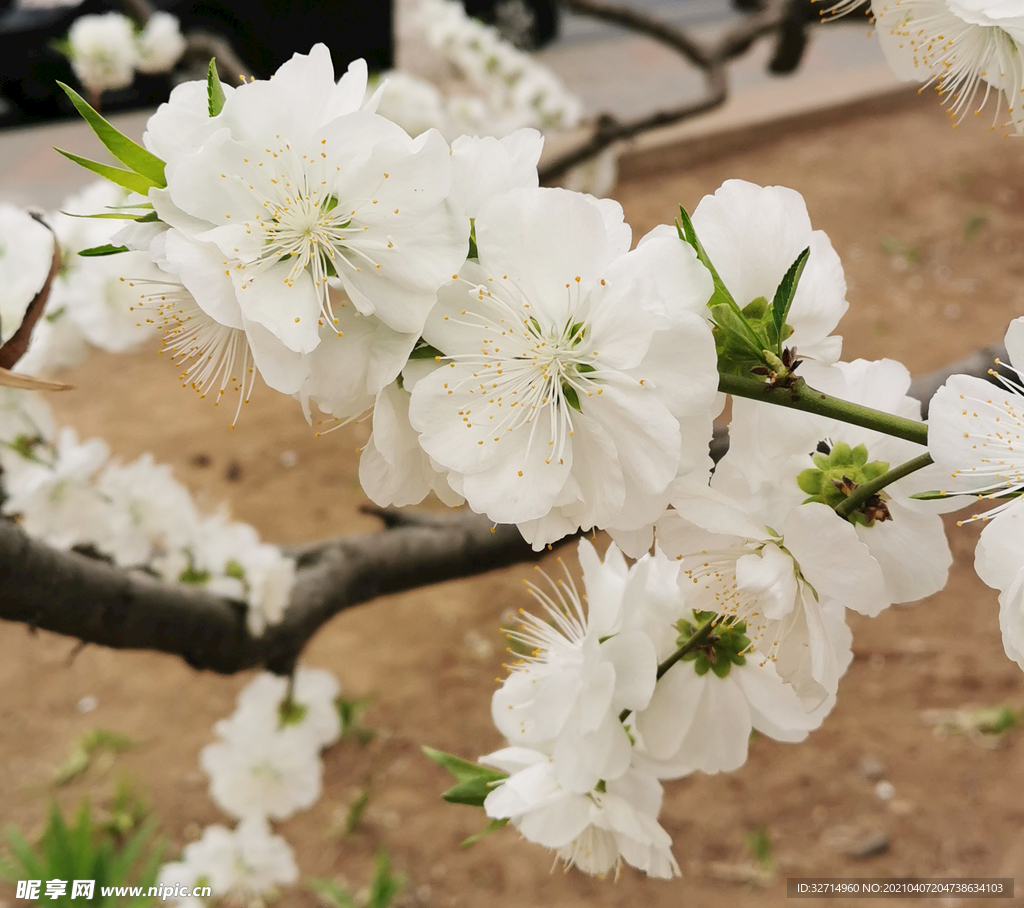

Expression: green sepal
xmin=207 ymin=58 xmax=227 ymax=117
xmin=796 ymin=468 xmax=822 ymax=496
xmin=422 ymin=746 xmax=507 ymax=807
xmin=78 ymin=244 xmax=129 ymax=257
xmin=467 ymin=220 xmax=478 ymax=260
xmin=57 ymin=82 xmax=167 ymax=186
xmin=54 ymin=149 xmax=157 ymax=196
xmin=409 ymin=340 xmax=444 ymax=360
xmin=562 ymin=382 xmax=582 ymax=413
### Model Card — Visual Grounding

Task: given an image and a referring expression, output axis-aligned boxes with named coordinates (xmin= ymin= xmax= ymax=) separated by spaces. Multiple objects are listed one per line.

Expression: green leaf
xmin=207 ymin=58 xmax=227 ymax=117
xmin=677 ymin=204 xmax=736 ymax=311
xmin=709 ymin=304 xmax=765 ymax=359
xmin=55 ymin=149 xmax=157 ymax=196
xmin=78 ymin=244 xmax=129 ymax=257
xmin=61 ymin=210 xmax=159 ymax=223
xmin=57 ymin=82 xmax=166 ymax=186
xmin=770 ymin=247 xmax=809 ymax=353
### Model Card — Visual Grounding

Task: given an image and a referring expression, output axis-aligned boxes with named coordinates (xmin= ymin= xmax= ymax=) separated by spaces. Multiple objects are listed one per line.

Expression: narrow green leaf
xmin=207 ymin=58 xmax=227 ymax=117
xmin=57 ymin=82 xmax=166 ymax=186
xmin=61 ymin=210 xmax=159 ymax=222
xmin=770 ymin=246 xmax=810 ymax=352
xmin=55 ymin=149 xmax=156 ymax=196
xmin=677 ymin=204 xmax=735 ymax=310
xmin=78 ymin=244 xmax=129 ymax=257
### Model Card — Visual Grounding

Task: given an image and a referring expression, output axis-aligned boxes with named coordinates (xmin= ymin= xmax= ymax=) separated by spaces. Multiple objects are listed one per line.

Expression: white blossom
xmin=358 ymin=379 xmax=464 ymax=507
xmin=229 ymin=666 xmax=342 ymax=750
xmin=0 ymin=426 xmax=112 ymax=550
xmin=135 ymin=12 xmax=186 ymax=75
xmin=67 ymin=13 xmax=138 ymax=96
xmin=95 ymin=453 xmax=200 ymax=568
xmin=492 ymin=542 xmax=656 ymax=793
xmin=151 ymin=45 xmax=468 ymax=401
xmin=449 ymin=129 xmax=543 ymax=218
xmin=408 ymin=187 xmax=719 ymax=547
xmin=48 ymin=182 xmax=160 ymax=355
xmin=481 ymin=747 xmax=679 ymax=879
xmin=0 ymin=204 xmax=54 ymax=346
xmin=928 ymin=317 xmax=1024 ymax=519
xmin=718 ymin=358 xmax=951 ymax=605
xmin=0 ymin=388 xmax=55 ymax=452
xmin=157 ymin=817 xmax=298 ymax=903
xmin=690 ymin=179 xmax=849 ymax=364
xmin=829 ymin=0 xmax=1024 ymax=134
xmin=975 ymin=506 xmax=1024 ymax=671
xmin=200 ymin=710 xmax=322 ymax=821
xmin=374 ymin=71 xmax=449 ymax=138
xmin=655 ymin=490 xmax=876 ymax=707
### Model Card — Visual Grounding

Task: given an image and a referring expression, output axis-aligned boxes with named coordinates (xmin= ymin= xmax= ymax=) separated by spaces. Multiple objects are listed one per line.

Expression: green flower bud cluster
xmin=797 ymin=441 xmax=891 ymax=526
xmin=676 ymin=610 xmax=751 ymax=679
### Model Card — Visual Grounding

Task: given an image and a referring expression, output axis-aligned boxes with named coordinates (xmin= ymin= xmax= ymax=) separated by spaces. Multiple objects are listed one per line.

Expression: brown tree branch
xmin=539 ymin=0 xmax=790 ymax=183
xmin=0 ymin=512 xmax=556 ymax=675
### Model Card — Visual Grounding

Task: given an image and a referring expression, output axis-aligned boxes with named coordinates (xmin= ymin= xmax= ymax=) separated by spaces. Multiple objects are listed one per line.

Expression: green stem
xmin=657 ymin=616 xmax=717 ymax=680
xmin=619 ymin=617 xmax=717 ymax=723
xmin=834 ymin=452 xmax=934 ymax=520
xmin=719 ymin=374 xmax=929 ymax=446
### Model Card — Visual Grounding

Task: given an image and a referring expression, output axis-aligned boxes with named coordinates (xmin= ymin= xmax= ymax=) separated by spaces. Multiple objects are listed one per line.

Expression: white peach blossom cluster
xmin=29 ymin=35 xmax=1024 ymax=886
xmin=65 ymin=11 xmax=186 ymax=98
xmin=0 ymin=386 xmax=294 ymax=635
xmin=159 ymin=667 xmax=342 ymax=903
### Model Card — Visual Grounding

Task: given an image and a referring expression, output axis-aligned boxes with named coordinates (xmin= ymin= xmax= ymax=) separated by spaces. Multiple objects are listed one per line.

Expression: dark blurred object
xmin=172 ymin=0 xmax=392 ymax=77
xmin=0 ymin=0 xmax=392 ymax=126
xmin=463 ymin=0 xmax=558 ymax=48
xmin=730 ymin=0 xmax=871 ymax=74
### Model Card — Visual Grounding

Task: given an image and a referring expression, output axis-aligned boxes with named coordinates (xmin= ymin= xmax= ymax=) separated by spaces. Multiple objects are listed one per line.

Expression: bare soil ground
xmin=4 ymin=93 xmax=1024 ymax=908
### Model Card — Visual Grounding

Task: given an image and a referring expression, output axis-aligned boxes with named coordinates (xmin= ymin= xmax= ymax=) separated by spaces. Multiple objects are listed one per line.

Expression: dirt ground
xmin=3 ymin=92 xmax=1024 ymax=908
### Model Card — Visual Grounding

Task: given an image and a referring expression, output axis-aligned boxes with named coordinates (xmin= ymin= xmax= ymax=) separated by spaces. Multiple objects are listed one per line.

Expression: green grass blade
xmin=57 ymin=82 xmax=166 ymax=186
xmin=2 ymin=825 xmax=42 ymax=879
